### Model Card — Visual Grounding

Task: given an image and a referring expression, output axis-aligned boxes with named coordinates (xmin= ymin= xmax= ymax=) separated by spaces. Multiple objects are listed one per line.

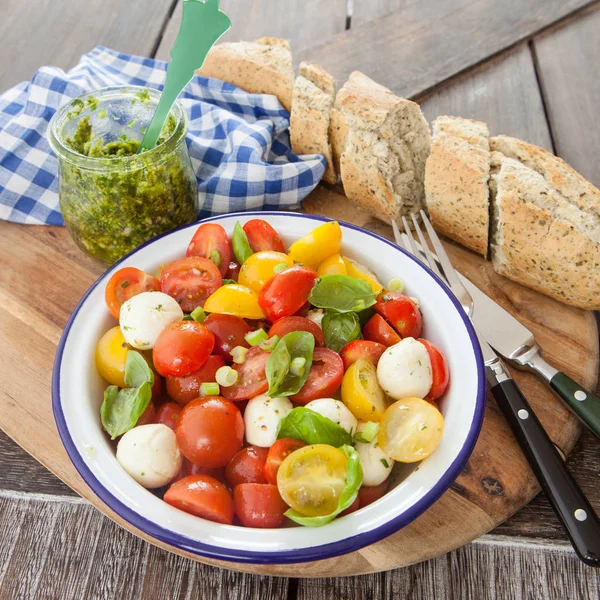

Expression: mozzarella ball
xmin=116 ymin=424 xmax=182 ymax=489
xmin=244 ymin=394 xmax=293 ymax=447
xmin=305 ymin=398 xmax=358 ymax=436
xmin=306 ymin=309 xmax=325 ymax=329
xmin=377 ymin=337 xmax=432 ymax=400
xmin=119 ymin=291 xmax=183 ymax=349
xmin=354 ymin=422 xmax=394 ymax=486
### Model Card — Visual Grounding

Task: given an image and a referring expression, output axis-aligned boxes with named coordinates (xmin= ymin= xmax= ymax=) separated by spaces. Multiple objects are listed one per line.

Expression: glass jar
xmin=48 ymin=86 xmax=198 ymax=266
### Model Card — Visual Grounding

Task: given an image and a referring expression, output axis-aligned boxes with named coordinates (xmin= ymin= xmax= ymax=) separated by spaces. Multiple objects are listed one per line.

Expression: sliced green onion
xmin=259 ymin=335 xmax=279 ymax=351
xmin=215 ymin=366 xmax=238 ymax=387
xmin=273 ymin=262 xmax=288 ymax=274
xmin=199 ymin=382 xmax=220 ymax=397
xmin=353 ymin=422 xmax=380 ymax=444
xmin=290 ymin=356 xmax=307 ymax=377
xmin=388 ymin=277 xmax=405 ymax=293
xmin=245 ymin=328 xmax=268 ymax=346
xmin=190 ymin=307 xmax=206 ymax=323
xmin=231 ymin=346 xmax=248 ymax=364
xmin=209 ymin=249 xmax=221 ymax=268
xmin=182 ymin=314 xmax=194 ymax=321
xmin=222 ymin=278 xmax=237 ymax=285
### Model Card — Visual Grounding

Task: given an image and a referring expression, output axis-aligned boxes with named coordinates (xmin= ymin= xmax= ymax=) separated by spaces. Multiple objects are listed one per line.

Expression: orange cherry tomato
xmin=263 ymin=438 xmax=306 ymax=485
xmin=166 ymin=355 xmax=226 ymax=405
xmin=233 ymin=483 xmax=288 ymax=528
xmin=339 ymin=340 xmax=386 ymax=370
xmin=186 ymin=223 xmax=231 ymax=277
xmin=362 ymin=314 xmax=401 ymax=347
xmin=243 ymin=219 xmax=285 ymax=253
xmin=105 ymin=267 xmax=161 ymax=320
xmin=418 ymin=338 xmax=450 ymax=400
xmin=268 ymin=316 xmax=325 ymax=346
xmin=375 ymin=292 xmax=423 ymax=338
xmin=225 ymin=446 xmax=269 ymax=488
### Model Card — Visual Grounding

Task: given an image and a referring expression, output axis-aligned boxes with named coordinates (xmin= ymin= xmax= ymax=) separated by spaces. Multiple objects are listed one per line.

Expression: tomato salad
xmin=97 ymin=219 xmax=450 ymax=528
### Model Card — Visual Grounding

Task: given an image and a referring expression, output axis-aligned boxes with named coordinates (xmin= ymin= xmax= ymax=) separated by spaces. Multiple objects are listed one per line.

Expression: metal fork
xmin=392 ymin=210 xmax=600 ymax=568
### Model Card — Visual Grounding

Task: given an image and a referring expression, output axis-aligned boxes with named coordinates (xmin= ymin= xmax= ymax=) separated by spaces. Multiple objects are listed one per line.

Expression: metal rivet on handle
xmin=518 ymin=409 xmax=529 ymax=420
xmin=574 ymin=509 xmax=588 ymax=522
xmin=574 ymin=390 xmax=587 ymax=402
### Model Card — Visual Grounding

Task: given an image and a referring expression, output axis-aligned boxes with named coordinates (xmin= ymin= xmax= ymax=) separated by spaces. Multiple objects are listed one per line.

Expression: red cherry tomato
xmin=268 ymin=316 xmax=325 ymax=346
xmin=186 ymin=223 xmax=231 ymax=277
xmin=291 ymin=347 xmax=344 ymax=405
xmin=153 ymin=321 xmax=215 ymax=378
xmin=179 ymin=458 xmax=227 ymax=484
xmin=375 ymin=292 xmax=423 ymax=339
xmin=154 ymin=402 xmax=181 ymax=431
xmin=221 ymin=347 xmax=269 ymax=401
xmin=160 ymin=257 xmax=222 ymax=313
xmin=176 ymin=397 xmax=244 ymax=467
xmin=226 ymin=261 xmax=241 ymax=281
xmin=339 ymin=495 xmax=360 ymax=517
xmin=233 ymin=483 xmax=288 ymax=528
xmin=203 ymin=314 xmax=251 ymax=362
xmin=105 ymin=267 xmax=161 ymax=320
xmin=294 ymin=301 xmax=311 ymax=317
xmin=242 ymin=219 xmax=285 ymax=253
xmin=164 ymin=475 xmax=234 ymax=524
xmin=151 ymin=375 xmax=164 ymax=404
xmin=166 ymin=355 xmax=226 ymax=405
xmin=136 ymin=402 xmax=156 ymax=426
xmin=357 ymin=480 xmax=389 ymax=508
xmin=418 ymin=338 xmax=450 ymax=400
xmin=340 ymin=340 xmax=386 ymax=370
xmin=225 ymin=446 xmax=269 ymax=488
xmin=363 ymin=314 xmax=401 ymax=347
xmin=263 ymin=438 xmax=306 ymax=485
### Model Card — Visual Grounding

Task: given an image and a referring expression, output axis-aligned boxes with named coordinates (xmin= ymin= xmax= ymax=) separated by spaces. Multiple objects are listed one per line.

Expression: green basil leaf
xmin=100 ymin=381 xmax=152 ymax=440
xmin=322 ymin=311 xmax=361 ymax=353
xmin=222 ymin=278 xmax=237 ymax=285
xmin=285 ymin=445 xmax=363 ymax=527
xmin=266 ymin=331 xmax=314 ymax=396
xmin=124 ymin=350 xmax=154 ymax=388
xmin=309 ymin=275 xmax=377 ymax=313
xmin=232 ymin=221 xmax=253 ymax=265
xmin=276 ymin=407 xmax=352 ymax=446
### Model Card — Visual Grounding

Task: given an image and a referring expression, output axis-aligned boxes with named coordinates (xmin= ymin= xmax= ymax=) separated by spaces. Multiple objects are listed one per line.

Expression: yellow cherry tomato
xmin=288 ymin=221 xmax=342 ymax=268
xmin=317 ymin=253 xmax=347 ymax=276
xmin=342 ymin=257 xmax=383 ymax=293
xmin=204 ymin=284 xmax=266 ymax=319
xmin=238 ymin=251 xmax=293 ymax=292
xmin=341 ymin=358 xmax=387 ymax=421
xmin=277 ymin=444 xmax=348 ymax=517
xmin=378 ymin=397 xmax=444 ymax=463
xmin=96 ymin=326 xmax=129 ymax=387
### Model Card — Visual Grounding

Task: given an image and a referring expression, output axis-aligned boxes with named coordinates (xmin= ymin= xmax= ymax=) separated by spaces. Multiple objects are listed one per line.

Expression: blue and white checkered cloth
xmin=0 ymin=46 xmax=325 ymax=225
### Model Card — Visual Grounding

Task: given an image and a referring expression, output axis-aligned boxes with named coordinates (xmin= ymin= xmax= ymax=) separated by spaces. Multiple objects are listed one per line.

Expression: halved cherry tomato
xmin=161 ymin=257 xmax=222 ymax=313
xmin=341 ymin=358 xmax=387 ymax=421
xmin=288 ymin=221 xmax=342 ymax=267
xmin=363 ymin=314 xmax=401 ymax=347
xmin=226 ymin=446 xmax=269 ymax=487
xmin=165 ymin=475 xmax=234 ymax=524
xmin=238 ymin=251 xmax=293 ymax=293
xmin=418 ymin=338 xmax=450 ymax=400
xmin=342 ymin=257 xmax=383 ymax=293
xmin=268 ymin=316 xmax=325 ymax=346
xmin=243 ymin=219 xmax=286 ymax=253
xmin=264 ymin=438 xmax=306 ymax=485
xmin=203 ymin=314 xmax=251 ymax=363
xmin=375 ymin=292 xmax=423 ymax=339
xmin=258 ymin=266 xmax=318 ymax=322
xmin=317 ymin=253 xmax=347 ymax=276
xmin=226 ymin=261 xmax=241 ymax=281
xmin=179 ymin=458 xmax=227 ymax=485
xmin=340 ymin=340 xmax=386 ymax=370
xmin=105 ymin=267 xmax=161 ymax=320
xmin=166 ymin=355 xmax=226 ymax=405
xmin=153 ymin=321 xmax=215 ymax=377
xmin=221 ymin=347 xmax=269 ymax=401
xmin=291 ymin=347 xmax=344 ymax=405
xmin=154 ymin=401 xmax=181 ymax=431
xmin=95 ymin=326 xmax=129 ymax=387
xmin=176 ymin=396 xmax=244 ymax=467
xmin=358 ymin=480 xmax=389 ymax=508
xmin=234 ymin=483 xmax=288 ymax=528
xmin=204 ymin=284 xmax=265 ymax=320
xmin=186 ymin=223 xmax=231 ymax=277
xmin=137 ymin=401 xmax=156 ymax=426
xmin=339 ymin=495 xmax=360 ymax=517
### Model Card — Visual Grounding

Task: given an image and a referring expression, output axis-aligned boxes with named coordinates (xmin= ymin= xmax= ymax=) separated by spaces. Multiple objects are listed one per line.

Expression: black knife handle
xmin=490 ymin=378 xmax=600 ymax=567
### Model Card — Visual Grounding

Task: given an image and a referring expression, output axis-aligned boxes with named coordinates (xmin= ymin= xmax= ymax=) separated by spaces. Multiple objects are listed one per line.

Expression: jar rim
xmin=47 ymin=86 xmax=188 ymax=171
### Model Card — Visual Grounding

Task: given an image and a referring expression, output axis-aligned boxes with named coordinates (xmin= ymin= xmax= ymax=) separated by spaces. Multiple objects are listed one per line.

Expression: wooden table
xmin=1 ymin=0 xmax=600 ymax=597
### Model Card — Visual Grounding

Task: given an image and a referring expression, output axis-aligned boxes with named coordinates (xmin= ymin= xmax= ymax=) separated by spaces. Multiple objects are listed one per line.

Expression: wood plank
xmin=155 ymin=0 xmax=348 ymax=63
xmin=533 ymin=4 xmax=600 ymax=187
xmin=298 ymin=0 xmax=594 ymax=98
xmin=0 ymin=0 xmax=176 ymax=90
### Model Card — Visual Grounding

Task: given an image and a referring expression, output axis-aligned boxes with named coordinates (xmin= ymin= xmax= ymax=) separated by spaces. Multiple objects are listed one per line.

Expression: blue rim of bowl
xmin=52 ymin=211 xmax=486 ymax=565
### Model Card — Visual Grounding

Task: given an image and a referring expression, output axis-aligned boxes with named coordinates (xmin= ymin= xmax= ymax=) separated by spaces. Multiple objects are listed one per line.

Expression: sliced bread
xmin=290 ymin=62 xmax=337 ymax=184
xmin=425 ymin=116 xmax=490 ymax=257
xmin=336 ymin=71 xmax=431 ymax=222
xmin=490 ymin=151 xmax=600 ymax=309
xmin=198 ymin=37 xmax=294 ymax=112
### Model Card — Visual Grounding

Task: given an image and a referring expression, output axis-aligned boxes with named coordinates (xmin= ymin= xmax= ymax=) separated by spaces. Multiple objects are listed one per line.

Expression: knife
xmin=459 ymin=274 xmax=600 ymax=440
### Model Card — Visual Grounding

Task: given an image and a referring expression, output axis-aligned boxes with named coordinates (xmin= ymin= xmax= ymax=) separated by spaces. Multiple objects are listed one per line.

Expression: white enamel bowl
xmin=53 ymin=211 xmax=486 ymax=564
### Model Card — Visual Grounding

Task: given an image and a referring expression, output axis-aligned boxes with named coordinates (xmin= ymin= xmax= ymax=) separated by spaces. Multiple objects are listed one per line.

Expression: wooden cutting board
xmin=0 ymin=185 xmax=597 ymax=577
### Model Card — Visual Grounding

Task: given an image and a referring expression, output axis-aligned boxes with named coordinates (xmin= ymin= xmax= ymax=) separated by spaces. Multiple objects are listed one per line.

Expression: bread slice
xmin=198 ymin=37 xmax=294 ymax=112
xmin=335 ymin=71 xmax=431 ymax=222
xmin=490 ymin=135 xmax=600 ymax=220
xmin=490 ymin=151 xmax=600 ymax=309
xmin=425 ymin=116 xmax=490 ymax=257
xmin=329 ymin=107 xmax=348 ymax=177
xmin=290 ymin=62 xmax=337 ymax=184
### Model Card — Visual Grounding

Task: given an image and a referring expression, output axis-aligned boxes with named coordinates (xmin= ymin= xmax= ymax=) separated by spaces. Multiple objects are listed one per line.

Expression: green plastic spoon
xmin=138 ymin=0 xmax=231 ymax=152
